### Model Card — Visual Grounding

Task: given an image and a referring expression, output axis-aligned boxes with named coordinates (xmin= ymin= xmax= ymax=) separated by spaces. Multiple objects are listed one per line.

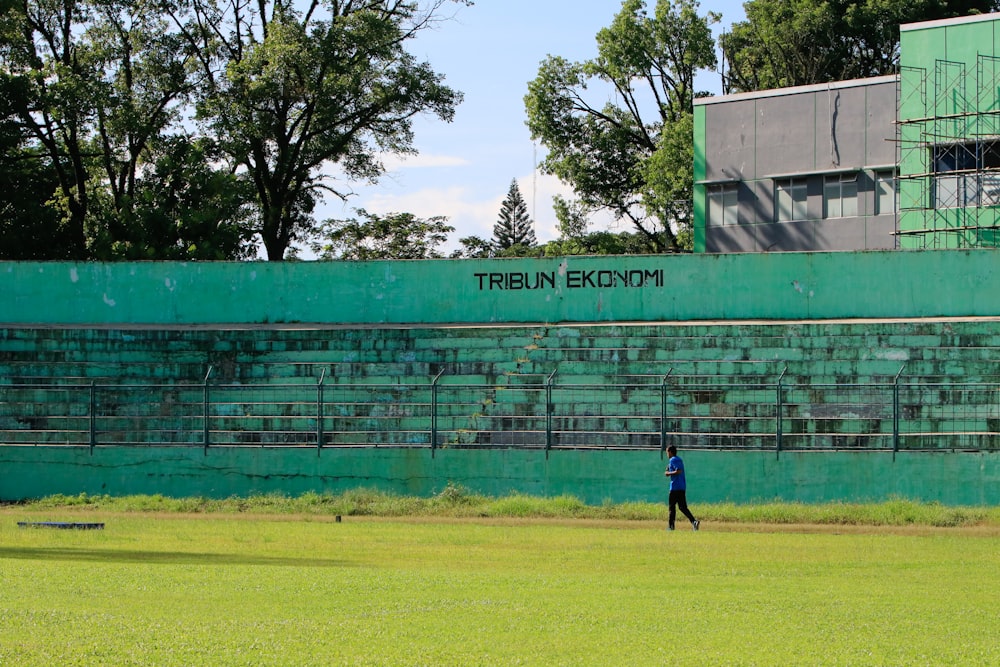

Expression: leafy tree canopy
xmin=0 ymin=0 xmax=255 ymax=260
xmin=0 ymin=0 xmax=467 ymax=260
xmin=310 ymin=209 xmax=454 ymax=260
xmin=723 ymin=0 xmax=1000 ymax=92
xmin=542 ymin=230 xmax=655 ymax=256
xmin=181 ymin=0 xmax=469 ymax=260
xmin=450 ymin=235 xmax=494 ymax=259
xmin=525 ymin=0 xmax=717 ymax=253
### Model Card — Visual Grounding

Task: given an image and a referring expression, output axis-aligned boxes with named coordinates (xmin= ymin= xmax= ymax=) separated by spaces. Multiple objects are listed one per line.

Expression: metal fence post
xmin=203 ymin=366 xmax=213 ymax=455
xmin=545 ymin=369 xmax=557 ymax=458
xmin=89 ymin=382 xmax=96 ymax=455
xmin=776 ymin=367 xmax=787 ymax=459
xmin=660 ymin=369 xmax=673 ymax=458
xmin=431 ymin=369 xmax=445 ymax=457
xmin=893 ymin=365 xmax=905 ymax=460
xmin=317 ymin=368 xmax=327 ymax=455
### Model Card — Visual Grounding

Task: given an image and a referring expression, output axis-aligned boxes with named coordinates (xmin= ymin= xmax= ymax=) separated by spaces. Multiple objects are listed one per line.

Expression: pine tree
xmin=493 ymin=179 xmax=537 ymax=250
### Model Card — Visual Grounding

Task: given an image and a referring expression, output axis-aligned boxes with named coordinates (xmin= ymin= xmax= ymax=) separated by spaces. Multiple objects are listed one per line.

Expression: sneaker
xmin=692 ymin=520 xmax=700 ymax=531
xmin=667 ymin=525 xmax=675 ymax=531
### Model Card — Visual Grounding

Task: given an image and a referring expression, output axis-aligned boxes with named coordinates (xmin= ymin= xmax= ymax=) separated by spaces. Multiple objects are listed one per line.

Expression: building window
xmin=933 ymin=143 xmax=978 ymax=208
xmin=775 ymin=179 xmax=807 ymax=222
xmin=983 ymin=173 xmax=1000 ymax=207
xmin=931 ymin=140 xmax=1000 ymax=208
xmin=875 ymin=171 xmax=896 ymax=215
xmin=707 ymin=185 xmax=738 ymax=226
xmin=823 ymin=174 xmax=858 ymax=218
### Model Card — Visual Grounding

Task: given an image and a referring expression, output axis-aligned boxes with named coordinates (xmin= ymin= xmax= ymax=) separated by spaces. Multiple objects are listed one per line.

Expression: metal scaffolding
xmin=895 ymin=55 xmax=1000 ymax=248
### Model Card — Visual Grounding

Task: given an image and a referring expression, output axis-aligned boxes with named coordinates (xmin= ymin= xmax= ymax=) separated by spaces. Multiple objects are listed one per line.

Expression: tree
xmin=493 ymin=179 xmax=536 ymax=250
xmin=552 ymin=194 xmax=590 ymax=243
xmin=177 ymin=0 xmax=468 ymax=261
xmin=525 ymin=0 xmax=718 ymax=253
xmin=722 ymin=0 xmax=1000 ymax=93
xmin=450 ymin=236 xmax=494 ymax=258
xmin=544 ymin=194 xmax=663 ymax=256
xmin=0 ymin=0 xmax=252 ymax=259
xmin=0 ymin=72 xmax=67 ymax=258
xmin=542 ymin=230 xmax=654 ymax=256
xmin=310 ymin=209 xmax=454 ymax=260
xmin=0 ymin=0 xmax=465 ymax=260
xmin=115 ymin=137 xmax=256 ymax=260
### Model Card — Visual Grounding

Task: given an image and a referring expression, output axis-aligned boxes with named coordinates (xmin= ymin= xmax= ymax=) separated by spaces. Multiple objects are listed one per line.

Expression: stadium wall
xmin=4 ymin=251 xmax=1000 ymax=505
xmin=4 ymin=249 xmax=1000 ymax=325
xmin=2 ymin=447 xmax=999 ymax=506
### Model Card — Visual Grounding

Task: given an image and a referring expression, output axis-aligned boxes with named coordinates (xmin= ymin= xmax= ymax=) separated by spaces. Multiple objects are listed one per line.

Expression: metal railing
xmin=3 ymin=369 xmax=1000 ymax=454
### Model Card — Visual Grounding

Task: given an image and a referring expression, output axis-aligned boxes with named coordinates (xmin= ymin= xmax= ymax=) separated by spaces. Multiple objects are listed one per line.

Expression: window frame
xmin=775 ymin=178 xmax=808 ymax=222
xmin=707 ymin=184 xmax=739 ymax=227
xmin=874 ymin=171 xmax=896 ymax=216
xmin=823 ymin=173 xmax=859 ymax=219
xmin=930 ymin=140 xmax=1000 ymax=209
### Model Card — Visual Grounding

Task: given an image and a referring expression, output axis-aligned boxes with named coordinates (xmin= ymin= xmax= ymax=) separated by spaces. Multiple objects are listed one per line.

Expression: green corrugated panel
xmin=693 ymin=104 xmax=707 ymax=253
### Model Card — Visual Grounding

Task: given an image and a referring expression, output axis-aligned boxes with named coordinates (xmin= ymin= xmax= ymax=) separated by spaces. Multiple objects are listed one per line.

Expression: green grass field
xmin=2 ymin=495 xmax=1000 ymax=666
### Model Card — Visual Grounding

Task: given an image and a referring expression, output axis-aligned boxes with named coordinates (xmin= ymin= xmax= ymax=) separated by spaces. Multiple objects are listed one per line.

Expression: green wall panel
xmin=900 ymin=25 xmax=947 ymax=79
xmin=693 ymin=104 xmax=706 ymax=184
xmin=946 ymin=20 xmax=996 ymax=70
xmin=6 ymin=252 xmax=1000 ymax=326
xmin=2 ymin=446 xmax=998 ymax=506
xmin=693 ymin=105 xmax=707 ymax=253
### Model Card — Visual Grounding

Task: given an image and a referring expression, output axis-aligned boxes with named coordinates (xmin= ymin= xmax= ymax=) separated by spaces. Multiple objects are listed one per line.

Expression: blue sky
xmin=318 ymin=0 xmax=748 ymax=254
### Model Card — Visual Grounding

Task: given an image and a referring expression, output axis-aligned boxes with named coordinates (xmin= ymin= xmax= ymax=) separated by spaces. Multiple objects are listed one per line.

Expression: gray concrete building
xmin=693 ymin=76 xmax=898 ymax=253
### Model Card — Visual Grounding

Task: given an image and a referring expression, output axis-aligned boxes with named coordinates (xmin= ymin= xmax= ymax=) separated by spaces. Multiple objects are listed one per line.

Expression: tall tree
xmin=0 ymin=0 xmax=251 ymax=259
xmin=493 ymin=179 xmax=536 ymax=250
xmin=0 ymin=73 xmax=66 ymax=258
xmin=722 ymin=0 xmax=1000 ymax=93
xmin=310 ymin=209 xmax=454 ymax=260
xmin=1 ymin=0 xmax=98 ymax=257
xmin=525 ymin=0 xmax=717 ymax=252
xmin=177 ymin=0 xmax=468 ymax=260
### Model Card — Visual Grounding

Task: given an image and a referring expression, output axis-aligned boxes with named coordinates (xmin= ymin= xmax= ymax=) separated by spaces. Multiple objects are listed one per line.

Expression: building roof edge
xmin=901 ymin=12 xmax=1000 ymax=33
xmin=693 ymin=75 xmax=898 ymax=107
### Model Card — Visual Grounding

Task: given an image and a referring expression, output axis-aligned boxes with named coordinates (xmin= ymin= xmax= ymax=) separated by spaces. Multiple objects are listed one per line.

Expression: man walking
xmin=664 ymin=445 xmax=700 ymax=531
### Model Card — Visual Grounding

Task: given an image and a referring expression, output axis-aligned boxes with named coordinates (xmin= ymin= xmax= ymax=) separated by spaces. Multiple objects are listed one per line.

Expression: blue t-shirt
xmin=668 ymin=455 xmax=686 ymax=491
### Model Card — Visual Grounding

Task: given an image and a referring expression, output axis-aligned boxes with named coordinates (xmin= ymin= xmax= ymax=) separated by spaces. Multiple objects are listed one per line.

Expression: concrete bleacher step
xmin=6 ymin=320 xmax=1000 ymax=448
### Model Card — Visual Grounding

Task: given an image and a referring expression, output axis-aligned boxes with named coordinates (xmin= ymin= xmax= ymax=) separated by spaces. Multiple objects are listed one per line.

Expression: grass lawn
xmin=1 ymin=508 xmax=999 ymax=666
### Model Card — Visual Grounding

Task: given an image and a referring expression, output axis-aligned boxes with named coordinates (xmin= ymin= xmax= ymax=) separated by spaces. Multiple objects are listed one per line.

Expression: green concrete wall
xmin=6 ymin=251 xmax=1000 ymax=325
xmin=6 ymin=256 xmax=1000 ymax=505
xmin=2 ymin=446 xmax=998 ymax=506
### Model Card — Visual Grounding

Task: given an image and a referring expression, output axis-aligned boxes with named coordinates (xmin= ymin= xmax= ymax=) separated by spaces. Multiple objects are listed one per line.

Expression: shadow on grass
xmin=0 ymin=546 xmax=353 ymax=568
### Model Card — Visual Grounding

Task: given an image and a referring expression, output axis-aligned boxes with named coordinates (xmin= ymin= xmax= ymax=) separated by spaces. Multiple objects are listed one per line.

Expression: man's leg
xmin=676 ymin=491 xmax=697 ymax=524
xmin=667 ymin=491 xmax=678 ymax=530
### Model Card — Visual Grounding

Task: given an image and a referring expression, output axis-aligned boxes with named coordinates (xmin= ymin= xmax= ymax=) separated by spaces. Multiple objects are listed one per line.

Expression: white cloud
xmin=381 ymin=153 xmax=471 ymax=170
xmin=360 ymin=186 xmax=498 ymax=246
xmin=331 ymin=171 xmax=621 ymax=253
